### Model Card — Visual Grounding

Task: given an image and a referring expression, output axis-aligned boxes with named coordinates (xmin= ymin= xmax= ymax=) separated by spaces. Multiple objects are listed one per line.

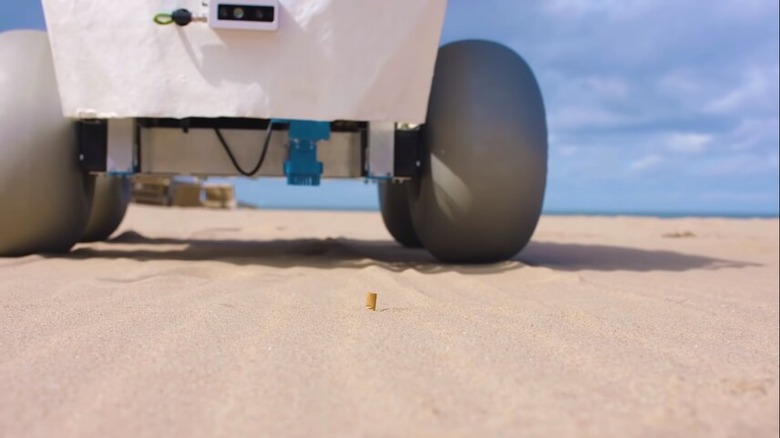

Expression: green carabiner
xmin=153 ymin=13 xmax=174 ymax=25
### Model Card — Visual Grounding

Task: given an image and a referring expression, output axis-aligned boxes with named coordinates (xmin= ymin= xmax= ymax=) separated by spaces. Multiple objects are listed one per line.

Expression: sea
xmin=227 ymin=179 xmax=779 ymax=219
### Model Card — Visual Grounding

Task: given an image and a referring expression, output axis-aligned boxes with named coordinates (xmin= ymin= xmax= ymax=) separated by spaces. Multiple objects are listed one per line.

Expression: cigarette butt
xmin=366 ymin=292 xmax=377 ymax=311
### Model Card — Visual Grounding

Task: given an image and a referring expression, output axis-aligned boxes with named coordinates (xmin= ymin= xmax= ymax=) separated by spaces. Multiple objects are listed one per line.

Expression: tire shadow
xmin=54 ymin=230 xmax=761 ymax=274
xmin=517 ymin=241 xmax=759 ymax=272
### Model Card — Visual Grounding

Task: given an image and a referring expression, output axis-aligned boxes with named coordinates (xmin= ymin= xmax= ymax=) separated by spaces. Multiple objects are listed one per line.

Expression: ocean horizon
xmin=220 ymin=178 xmax=780 ymax=220
xmin=236 ymin=201 xmax=779 ymax=219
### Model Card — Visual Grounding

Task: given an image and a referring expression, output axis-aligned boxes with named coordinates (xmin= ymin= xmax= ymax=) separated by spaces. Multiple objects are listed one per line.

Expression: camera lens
xmin=233 ymin=7 xmax=245 ymax=19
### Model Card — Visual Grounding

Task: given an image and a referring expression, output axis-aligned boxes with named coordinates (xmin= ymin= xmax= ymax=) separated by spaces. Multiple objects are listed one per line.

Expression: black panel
xmin=394 ymin=129 xmax=421 ymax=178
xmin=218 ymin=4 xmax=275 ymax=22
xmin=77 ymin=120 xmax=108 ymax=172
xmin=136 ymin=117 xmax=368 ymax=133
xmin=137 ymin=117 xmax=273 ymax=130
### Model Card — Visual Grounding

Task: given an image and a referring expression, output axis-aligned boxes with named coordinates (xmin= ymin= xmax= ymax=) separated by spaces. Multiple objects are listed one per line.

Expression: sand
xmin=1 ymin=205 xmax=778 ymax=437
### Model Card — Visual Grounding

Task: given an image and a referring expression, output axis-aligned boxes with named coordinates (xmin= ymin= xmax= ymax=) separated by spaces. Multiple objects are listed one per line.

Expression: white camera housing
xmin=209 ymin=0 xmax=279 ymax=31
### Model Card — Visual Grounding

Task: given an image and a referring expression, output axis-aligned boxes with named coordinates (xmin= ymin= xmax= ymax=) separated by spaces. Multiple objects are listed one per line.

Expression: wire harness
xmin=213 ymin=121 xmax=275 ymax=177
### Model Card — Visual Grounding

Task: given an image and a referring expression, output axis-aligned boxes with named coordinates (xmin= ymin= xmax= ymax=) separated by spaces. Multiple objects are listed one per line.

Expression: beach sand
xmin=1 ymin=205 xmax=778 ymax=437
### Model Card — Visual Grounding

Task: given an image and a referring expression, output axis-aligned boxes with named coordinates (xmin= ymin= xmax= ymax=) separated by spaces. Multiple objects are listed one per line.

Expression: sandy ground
xmin=1 ymin=205 xmax=778 ymax=437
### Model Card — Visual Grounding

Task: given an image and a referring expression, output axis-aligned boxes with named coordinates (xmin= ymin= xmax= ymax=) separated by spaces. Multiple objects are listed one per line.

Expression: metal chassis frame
xmin=78 ymin=117 xmax=420 ymax=182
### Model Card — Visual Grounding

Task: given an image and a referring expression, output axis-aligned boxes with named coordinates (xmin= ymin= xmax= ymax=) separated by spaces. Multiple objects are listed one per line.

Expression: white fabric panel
xmin=41 ymin=0 xmax=447 ymax=122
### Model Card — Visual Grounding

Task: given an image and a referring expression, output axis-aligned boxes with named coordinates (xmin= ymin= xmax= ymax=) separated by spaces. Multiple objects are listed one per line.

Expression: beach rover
xmin=0 ymin=0 xmax=548 ymax=263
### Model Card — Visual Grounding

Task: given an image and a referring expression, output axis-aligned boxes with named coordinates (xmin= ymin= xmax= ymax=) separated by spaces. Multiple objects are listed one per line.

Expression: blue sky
xmin=2 ymin=0 xmax=778 ymax=215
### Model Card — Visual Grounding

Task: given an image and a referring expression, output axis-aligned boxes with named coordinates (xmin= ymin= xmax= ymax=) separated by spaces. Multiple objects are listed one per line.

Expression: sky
xmin=2 ymin=0 xmax=778 ymax=215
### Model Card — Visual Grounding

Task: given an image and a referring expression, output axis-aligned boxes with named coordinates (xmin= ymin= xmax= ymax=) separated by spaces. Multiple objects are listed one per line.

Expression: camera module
xmin=216 ymin=4 xmax=275 ymax=23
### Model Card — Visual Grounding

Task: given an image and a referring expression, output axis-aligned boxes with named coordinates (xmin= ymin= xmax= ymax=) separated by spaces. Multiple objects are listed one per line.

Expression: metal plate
xmin=139 ymin=127 xmax=362 ymax=178
xmin=367 ymin=122 xmax=395 ymax=179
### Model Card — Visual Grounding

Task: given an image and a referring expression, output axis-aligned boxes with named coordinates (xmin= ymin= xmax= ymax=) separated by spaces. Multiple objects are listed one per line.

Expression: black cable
xmin=214 ymin=121 xmax=274 ymax=177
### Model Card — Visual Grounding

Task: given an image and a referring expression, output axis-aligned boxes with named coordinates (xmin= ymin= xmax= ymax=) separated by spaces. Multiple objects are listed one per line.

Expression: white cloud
xmin=706 ymin=63 xmax=780 ymax=114
xmin=666 ymin=133 xmax=712 ymax=154
xmin=727 ymin=117 xmax=780 ymax=151
xmin=691 ymin=153 xmax=779 ymax=177
xmin=549 ymin=106 xmax=633 ymax=131
xmin=557 ymin=146 xmax=579 ymax=157
xmin=542 ymin=0 xmax=652 ymax=20
xmin=441 ymin=0 xmax=778 ymax=213
xmin=628 ymin=155 xmax=665 ymax=173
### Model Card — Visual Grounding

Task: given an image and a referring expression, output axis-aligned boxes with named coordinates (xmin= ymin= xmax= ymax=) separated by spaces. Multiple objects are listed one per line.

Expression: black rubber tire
xmin=378 ymin=181 xmax=422 ymax=248
xmin=409 ymin=40 xmax=548 ymax=264
xmin=81 ymin=175 xmax=132 ymax=242
xmin=0 ymin=31 xmax=93 ymax=257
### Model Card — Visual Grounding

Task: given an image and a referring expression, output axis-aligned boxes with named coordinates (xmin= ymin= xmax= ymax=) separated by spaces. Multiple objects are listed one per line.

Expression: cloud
xmin=692 ymin=153 xmax=780 ymax=177
xmin=706 ymin=63 xmax=780 ymax=114
xmin=666 ymin=133 xmax=712 ymax=154
xmin=443 ymin=0 xmax=779 ymax=213
xmin=628 ymin=155 xmax=665 ymax=173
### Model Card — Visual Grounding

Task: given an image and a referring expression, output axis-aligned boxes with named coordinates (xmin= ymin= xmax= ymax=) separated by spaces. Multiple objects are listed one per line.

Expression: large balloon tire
xmin=81 ymin=175 xmax=132 ymax=242
xmin=0 ymin=31 xmax=92 ymax=257
xmin=378 ymin=181 xmax=422 ymax=248
xmin=409 ymin=40 xmax=548 ymax=264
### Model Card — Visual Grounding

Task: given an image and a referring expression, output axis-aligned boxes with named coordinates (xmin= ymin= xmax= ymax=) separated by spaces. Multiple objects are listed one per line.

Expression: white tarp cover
xmin=41 ymin=0 xmax=447 ymax=122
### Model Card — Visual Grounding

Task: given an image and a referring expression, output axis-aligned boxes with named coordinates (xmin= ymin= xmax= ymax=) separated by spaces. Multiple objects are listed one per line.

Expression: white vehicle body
xmin=41 ymin=0 xmax=447 ymax=123
xmin=1 ymin=3 xmax=549 ymax=263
